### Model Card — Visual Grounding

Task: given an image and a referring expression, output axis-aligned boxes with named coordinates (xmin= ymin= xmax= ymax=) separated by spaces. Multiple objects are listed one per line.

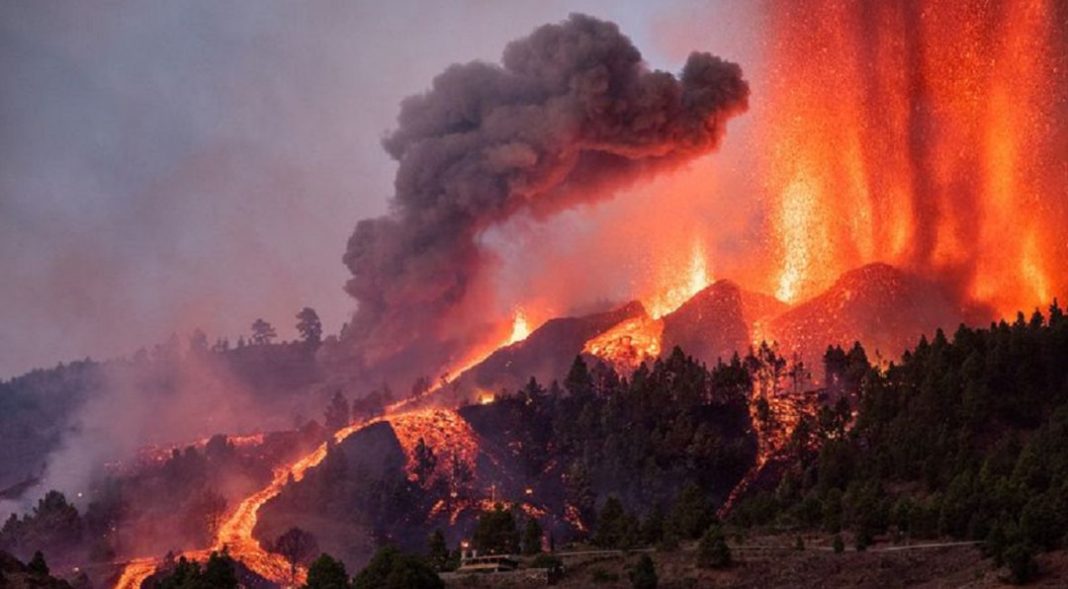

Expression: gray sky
xmin=0 ymin=1 xmax=763 ymax=378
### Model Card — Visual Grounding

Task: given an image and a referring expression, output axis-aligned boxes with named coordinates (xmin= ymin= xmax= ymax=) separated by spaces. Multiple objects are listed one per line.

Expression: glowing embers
xmin=775 ymin=172 xmax=823 ymax=303
xmin=582 ymin=313 xmax=663 ymax=373
xmin=762 ymin=0 xmax=1067 ymax=315
xmin=386 ymin=409 xmax=480 ymax=487
xmin=644 ymin=240 xmax=713 ymax=319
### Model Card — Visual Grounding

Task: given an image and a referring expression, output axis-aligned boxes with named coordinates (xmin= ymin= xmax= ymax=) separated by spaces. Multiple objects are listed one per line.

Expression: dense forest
xmin=257 ymin=349 xmax=757 ymax=568
xmin=5 ymin=304 xmax=1068 ymax=586
xmin=732 ymin=303 xmax=1068 ymax=583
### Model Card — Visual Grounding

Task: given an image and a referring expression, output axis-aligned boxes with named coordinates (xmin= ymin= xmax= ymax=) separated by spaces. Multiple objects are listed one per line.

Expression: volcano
xmin=452 ymin=264 xmax=976 ymax=393
xmin=450 ymin=301 xmax=647 ymax=396
xmin=769 ymin=263 xmax=980 ymax=367
xmin=661 ymin=280 xmax=779 ymax=367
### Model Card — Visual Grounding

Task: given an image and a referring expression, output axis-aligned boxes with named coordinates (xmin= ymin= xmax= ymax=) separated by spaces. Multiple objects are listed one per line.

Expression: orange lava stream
xmin=115 ymin=331 xmax=514 ymax=588
xmin=387 ymin=408 xmax=480 ymax=484
xmin=113 ymin=558 xmax=158 ymax=589
xmin=719 ymin=388 xmax=815 ymax=518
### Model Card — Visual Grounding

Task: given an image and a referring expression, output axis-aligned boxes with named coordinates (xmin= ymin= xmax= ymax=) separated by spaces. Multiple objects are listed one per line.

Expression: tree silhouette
xmin=522 ymin=517 xmax=543 ymax=555
xmin=297 ymin=307 xmax=323 ymax=347
xmin=629 ymin=554 xmax=657 ymax=589
xmin=250 ymin=318 xmax=277 ymax=345
xmin=306 ymin=553 xmax=351 ymax=589
xmin=273 ymin=527 xmax=319 ymax=583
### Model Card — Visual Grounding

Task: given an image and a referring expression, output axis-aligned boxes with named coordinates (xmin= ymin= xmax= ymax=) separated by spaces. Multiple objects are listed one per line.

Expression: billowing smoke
xmin=341 ymin=14 xmax=748 ymax=378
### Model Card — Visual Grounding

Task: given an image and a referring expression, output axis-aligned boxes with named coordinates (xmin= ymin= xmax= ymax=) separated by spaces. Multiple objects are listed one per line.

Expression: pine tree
xmin=522 ymin=518 xmax=543 ymax=555
xmin=306 ymin=553 xmax=351 ymax=589
xmin=427 ymin=529 xmax=449 ymax=571
xmin=27 ymin=551 xmax=48 ymax=576
xmin=201 ymin=551 xmax=238 ymax=589
xmin=696 ymin=525 xmax=732 ymax=569
xmin=629 ymin=554 xmax=658 ymax=589
xmin=296 ymin=307 xmax=323 ymax=346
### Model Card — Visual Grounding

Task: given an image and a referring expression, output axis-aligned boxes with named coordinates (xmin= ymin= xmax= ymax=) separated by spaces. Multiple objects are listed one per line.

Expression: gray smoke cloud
xmin=341 ymin=14 xmax=748 ymax=376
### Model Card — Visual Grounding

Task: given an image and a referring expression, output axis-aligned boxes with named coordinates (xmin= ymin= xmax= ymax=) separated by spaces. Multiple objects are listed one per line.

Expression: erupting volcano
xmin=761 ymin=0 xmax=1068 ymax=316
xmin=11 ymin=4 xmax=1068 ymax=589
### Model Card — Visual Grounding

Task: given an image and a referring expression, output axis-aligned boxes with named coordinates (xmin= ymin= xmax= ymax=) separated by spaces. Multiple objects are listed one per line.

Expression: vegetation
xmin=0 ymin=491 xmax=82 ymax=563
xmin=352 ymin=546 xmax=442 ymax=589
xmin=472 ymin=504 xmax=520 ymax=555
xmin=629 ymin=554 xmax=658 ymax=589
xmin=521 ymin=517 xmax=543 ymax=555
xmin=695 ymin=524 xmax=732 ymax=569
xmin=273 ymin=527 xmax=319 ymax=583
xmin=0 ymin=549 xmax=74 ymax=589
xmin=733 ymin=303 xmax=1068 ymax=581
xmin=304 ymin=553 xmax=351 ymax=589
xmin=426 ymin=529 xmax=449 ymax=571
xmin=465 ymin=348 xmax=756 ymax=537
xmin=150 ymin=551 xmax=238 ymax=589
xmin=297 ymin=307 xmax=323 ymax=347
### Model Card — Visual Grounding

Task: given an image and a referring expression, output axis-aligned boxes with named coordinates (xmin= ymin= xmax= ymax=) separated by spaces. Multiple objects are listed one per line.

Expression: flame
xmin=763 ymin=0 xmax=1067 ymax=315
xmin=508 ymin=309 xmax=531 ymax=344
xmin=644 ymin=239 xmax=712 ymax=318
xmin=116 ymin=326 xmax=521 ymax=588
xmin=113 ymin=558 xmax=158 ymax=589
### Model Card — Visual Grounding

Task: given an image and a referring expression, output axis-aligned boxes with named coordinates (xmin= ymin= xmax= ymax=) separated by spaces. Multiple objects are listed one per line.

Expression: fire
xmin=115 ymin=327 xmax=517 ymax=588
xmin=582 ymin=313 xmax=663 ymax=373
xmin=508 ymin=309 xmax=531 ymax=344
xmin=386 ymin=409 xmax=480 ymax=485
xmin=113 ymin=558 xmax=157 ymax=589
xmin=763 ymin=0 xmax=1067 ymax=315
xmin=644 ymin=239 xmax=712 ymax=318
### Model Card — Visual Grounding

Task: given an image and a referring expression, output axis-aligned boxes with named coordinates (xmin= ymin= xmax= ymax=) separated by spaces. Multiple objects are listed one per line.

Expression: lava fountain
xmin=762 ymin=0 xmax=1068 ymax=314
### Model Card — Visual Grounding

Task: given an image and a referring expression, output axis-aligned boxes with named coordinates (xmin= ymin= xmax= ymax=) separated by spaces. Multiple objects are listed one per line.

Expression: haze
xmin=0 ymin=1 xmax=761 ymax=378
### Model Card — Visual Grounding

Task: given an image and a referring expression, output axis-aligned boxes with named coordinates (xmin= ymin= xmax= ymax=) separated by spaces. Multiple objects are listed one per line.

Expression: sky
xmin=0 ymin=1 xmax=763 ymax=378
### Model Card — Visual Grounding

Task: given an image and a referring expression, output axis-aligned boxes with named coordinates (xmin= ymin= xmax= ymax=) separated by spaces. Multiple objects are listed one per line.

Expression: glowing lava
xmin=582 ymin=313 xmax=664 ymax=373
xmin=115 ymin=327 xmax=519 ymax=588
xmin=386 ymin=408 xmax=480 ymax=485
xmin=763 ymin=0 xmax=1068 ymax=314
xmin=113 ymin=558 xmax=158 ymax=589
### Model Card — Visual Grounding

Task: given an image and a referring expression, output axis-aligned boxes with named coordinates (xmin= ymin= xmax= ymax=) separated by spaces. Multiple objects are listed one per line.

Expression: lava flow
xmin=387 ymin=409 xmax=480 ymax=485
xmin=114 ymin=324 xmax=518 ymax=588
xmin=583 ymin=241 xmax=712 ymax=372
xmin=582 ymin=313 xmax=664 ymax=373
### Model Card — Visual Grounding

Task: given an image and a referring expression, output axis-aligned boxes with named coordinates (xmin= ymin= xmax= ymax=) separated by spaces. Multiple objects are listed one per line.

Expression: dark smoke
xmin=340 ymin=14 xmax=748 ymax=379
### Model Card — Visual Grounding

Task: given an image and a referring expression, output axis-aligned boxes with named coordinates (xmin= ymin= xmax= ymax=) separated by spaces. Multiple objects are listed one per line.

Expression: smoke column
xmin=340 ymin=14 xmax=748 ymax=378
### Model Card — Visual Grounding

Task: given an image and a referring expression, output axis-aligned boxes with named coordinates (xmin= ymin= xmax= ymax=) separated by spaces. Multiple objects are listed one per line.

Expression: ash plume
xmin=341 ymin=14 xmax=748 ymax=377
